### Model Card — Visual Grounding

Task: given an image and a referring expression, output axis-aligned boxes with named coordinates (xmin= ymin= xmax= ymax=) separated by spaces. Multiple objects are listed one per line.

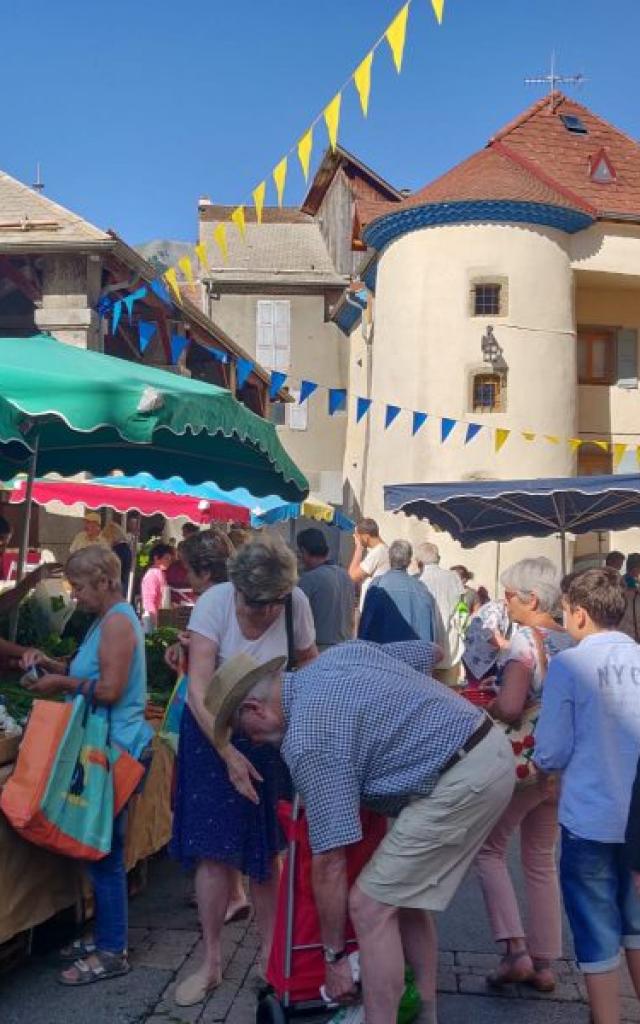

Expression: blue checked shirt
xmin=281 ymin=640 xmax=482 ymax=854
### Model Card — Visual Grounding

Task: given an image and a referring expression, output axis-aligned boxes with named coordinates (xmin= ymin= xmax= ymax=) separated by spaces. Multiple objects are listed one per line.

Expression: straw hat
xmin=206 ymin=653 xmax=286 ymax=747
xmin=84 ymin=511 xmax=101 ymax=524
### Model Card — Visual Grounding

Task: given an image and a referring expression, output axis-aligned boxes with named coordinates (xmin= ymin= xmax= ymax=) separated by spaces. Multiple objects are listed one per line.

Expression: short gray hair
xmin=229 ymin=537 xmax=297 ymax=602
xmin=389 ymin=540 xmax=412 ymax=570
xmin=500 ymin=557 xmax=560 ymax=613
xmin=415 ymin=541 xmax=440 ymax=566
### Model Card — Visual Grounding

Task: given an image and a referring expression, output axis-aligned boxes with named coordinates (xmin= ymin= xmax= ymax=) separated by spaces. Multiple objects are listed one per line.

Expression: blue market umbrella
xmin=384 ymin=474 xmax=640 ymax=571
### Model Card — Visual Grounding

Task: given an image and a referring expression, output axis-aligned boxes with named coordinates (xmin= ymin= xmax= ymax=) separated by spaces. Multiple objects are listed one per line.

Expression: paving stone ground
xmin=1 ymin=851 xmax=639 ymax=1024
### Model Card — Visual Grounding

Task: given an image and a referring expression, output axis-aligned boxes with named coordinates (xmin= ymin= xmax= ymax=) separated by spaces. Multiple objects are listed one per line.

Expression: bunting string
xmin=112 ymin=0 xmax=446 ymax=310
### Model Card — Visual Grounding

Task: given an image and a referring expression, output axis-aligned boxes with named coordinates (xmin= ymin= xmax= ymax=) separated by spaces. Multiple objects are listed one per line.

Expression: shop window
xmin=577 ymin=442 xmax=613 ymax=476
xmin=472 ymin=373 xmax=503 ymax=413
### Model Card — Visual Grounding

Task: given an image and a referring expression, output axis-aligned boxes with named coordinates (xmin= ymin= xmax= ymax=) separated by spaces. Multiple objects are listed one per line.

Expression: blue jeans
xmin=88 ymin=811 xmax=128 ymax=954
xmin=560 ymin=827 xmax=640 ymax=973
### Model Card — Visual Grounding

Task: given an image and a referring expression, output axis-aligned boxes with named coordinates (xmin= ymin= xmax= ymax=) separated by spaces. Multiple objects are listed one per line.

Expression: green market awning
xmin=0 ymin=334 xmax=307 ymax=501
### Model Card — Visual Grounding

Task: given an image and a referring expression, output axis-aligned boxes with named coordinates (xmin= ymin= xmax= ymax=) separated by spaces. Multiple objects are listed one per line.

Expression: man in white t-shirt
xmin=348 ymin=518 xmax=390 ymax=611
xmin=415 ymin=542 xmax=465 ymax=686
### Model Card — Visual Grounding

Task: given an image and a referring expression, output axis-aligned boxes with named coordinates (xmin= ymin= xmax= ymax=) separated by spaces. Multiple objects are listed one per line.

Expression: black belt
xmin=441 ymin=715 xmax=493 ymax=775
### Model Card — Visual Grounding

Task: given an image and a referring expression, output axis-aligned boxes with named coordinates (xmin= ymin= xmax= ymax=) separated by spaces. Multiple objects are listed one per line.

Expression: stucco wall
xmin=209 ymin=292 xmax=348 ymax=490
xmin=345 ymin=221 xmax=578 ymax=586
xmin=571 ymin=222 xmax=640 ymax=276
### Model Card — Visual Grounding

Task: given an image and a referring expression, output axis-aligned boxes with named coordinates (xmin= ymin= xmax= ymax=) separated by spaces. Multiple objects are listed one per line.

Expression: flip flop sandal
xmin=224 ymin=902 xmax=251 ymax=924
xmin=486 ymin=950 xmax=534 ymax=987
xmin=59 ymin=939 xmax=97 ymax=962
xmin=58 ymin=951 xmax=130 ymax=986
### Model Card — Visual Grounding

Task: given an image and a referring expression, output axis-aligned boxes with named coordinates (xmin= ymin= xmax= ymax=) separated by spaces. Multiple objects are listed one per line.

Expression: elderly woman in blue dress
xmin=24 ymin=545 xmax=153 ymax=986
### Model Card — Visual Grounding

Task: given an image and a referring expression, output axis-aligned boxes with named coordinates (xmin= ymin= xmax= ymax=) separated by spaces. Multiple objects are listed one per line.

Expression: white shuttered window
xmin=287 ymin=389 xmax=308 ymax=431
xmin=256 ymin=300 xmax=291 ymax=371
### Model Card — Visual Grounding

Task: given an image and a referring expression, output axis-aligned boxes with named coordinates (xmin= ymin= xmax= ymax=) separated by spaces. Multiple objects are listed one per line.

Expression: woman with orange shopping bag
xmin=20 ymin=544 xmax=153 ymax=986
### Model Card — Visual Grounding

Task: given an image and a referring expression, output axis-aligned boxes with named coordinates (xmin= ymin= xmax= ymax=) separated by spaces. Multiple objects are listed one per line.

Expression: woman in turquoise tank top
xmin=24 ymin=544 xmax=152 ymax=986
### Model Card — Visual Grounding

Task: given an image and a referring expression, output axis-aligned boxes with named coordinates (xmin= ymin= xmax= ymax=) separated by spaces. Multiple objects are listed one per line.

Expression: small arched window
xmin=473 ymin=373 xmax=503 ymax=413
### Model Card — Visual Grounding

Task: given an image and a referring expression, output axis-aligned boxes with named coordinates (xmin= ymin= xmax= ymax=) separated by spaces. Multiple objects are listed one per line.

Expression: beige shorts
xmin=357 ymin=725 xmax=514 ymax=911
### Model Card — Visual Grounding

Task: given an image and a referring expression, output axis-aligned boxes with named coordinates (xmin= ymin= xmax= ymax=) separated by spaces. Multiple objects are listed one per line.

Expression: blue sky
xmin=3 ymin=0 xmax=639 ymax=243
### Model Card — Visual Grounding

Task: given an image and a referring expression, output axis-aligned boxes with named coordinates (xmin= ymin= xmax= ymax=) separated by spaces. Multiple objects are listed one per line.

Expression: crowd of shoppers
xmin=5 ymin=503 xmax=640 ymax=1024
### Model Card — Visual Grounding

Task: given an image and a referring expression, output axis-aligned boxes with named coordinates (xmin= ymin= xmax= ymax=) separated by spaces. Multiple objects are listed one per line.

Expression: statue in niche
xmin=481 ymin=325 xmax=508 ymax=373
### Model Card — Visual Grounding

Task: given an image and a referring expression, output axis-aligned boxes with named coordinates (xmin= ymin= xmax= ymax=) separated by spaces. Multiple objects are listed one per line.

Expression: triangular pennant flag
xmin=614 ymin=443 xmax=627 ymax=469
xmin=441 ymin=418 xmax=457 ymax=443
xmin=522 ymin=431 xmax=536 ymax=442
xmin=194 ymin=242 xmax=209 ymax=271
xmin=138 ymin=320 xmax=157 ymax=354
xmin=112 ymin=300 xmax=122 ymax=335
xmin=269 ymin=371 xmax=287 ymax=400
xmin=385 ymin=405 xmax=401 ymax=429
xmin=431 ymin=0 xmax=445 ymax=24
xmin=594 ymin=441 xmax=609 ymax=452
xmin=412 ymin=411 xmax=428 ymax=436
xmin=465 ymin=423 xmax=483 ymax=444
xmin=356 ymin=397 xmax=372 ymax=422
xmin=273 ymin=157 xmax=288 ymax=207
xmin=328 ymin=388 xmax=347 ymax=416
xmin=568 ymin=438 xmax=583 ymax=452
xmin=164 ymin=267 xmax=181 ymax=302
xmin=236 ymin=358 xmax=253 ymax=390
xmin=170 ymin=335 xmax=189 ymax=364
xmin=323 ymin=93 xmax=342 ymax=152
xmin=213 ymin=223 xmax=228 ymax=262
xmin=253 ymin=182 xmax=266 ymax=224
xmin=150 ymin=278 xmax=172 ymax=304
xmin=544 ymin=435 xmax=560 ymax=445
xmin=299 ymin=380 xmax=318 ymax=404
xmin=495 ymin=428 xmax=510 ymax=453
xmin=123 ymin=293 xmax=136 ymax=321
xmin=297 ymin=128 xmax=313 ymax=182
xmin=353 ymin=52 xmax=374 ymax=116
xmin=231 ymin=206 xmax=246 ymax=240
xmin=385 ymin=3 xmax=410 ymax=73
xmin=178 ymin=256 xmax=193 ymax=284
xmin=206 ymin=347 xmax=229 ymax=364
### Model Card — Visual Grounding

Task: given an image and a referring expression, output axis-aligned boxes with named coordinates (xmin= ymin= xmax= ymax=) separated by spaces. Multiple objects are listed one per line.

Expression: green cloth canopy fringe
xmin=0 ymin=335 xmax=307 ymax=501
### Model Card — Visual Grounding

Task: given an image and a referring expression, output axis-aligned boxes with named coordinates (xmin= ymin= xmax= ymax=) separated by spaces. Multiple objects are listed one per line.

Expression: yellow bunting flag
xmin=354 ymin=52 xmax=374 ymax=117
xmin=544 ymin=435 xmax=560 ymax=445
xmin=594 ymin=441 xmax=610 ymax=452
xmin=231 ymin=205 xmax=246 ymax=240
xmin=613 ymin=443 xmax=627 ymax=468
xmin=495 ymin=429 xmax=510 ymax=453
xmin=194 ymin=242 xmax=208 ymax=271
xmin=253 ymin=182 xmax=266 ymax=224
xmin=213 ymin=223 xmax=228 ymax=263
xmin=385 ymin=3 xmax=410 ymax=73
xmin=273 ymin=157 xmax=288 ymax=207
xmin=522 ymin=431 xmax=536 ymax=442
xmin=164 ymin=267 xmax=181 ymax=302
xmin=431 ymin=0 xmax=445 ymax=24
xmin=178 ymin=256 xmax=193 ymax=285
xmin=297 ymin=128 xmax=313 ymax=182
xmin=568 ymin=438 xmax=583 ymax=452
xmin=323 ymin=93 xmax=342 ymax=152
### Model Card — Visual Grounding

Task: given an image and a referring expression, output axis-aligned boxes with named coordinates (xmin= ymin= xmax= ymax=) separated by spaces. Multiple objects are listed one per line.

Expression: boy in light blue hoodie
xmin=535 ymin=567 xmax=640 ymax=1024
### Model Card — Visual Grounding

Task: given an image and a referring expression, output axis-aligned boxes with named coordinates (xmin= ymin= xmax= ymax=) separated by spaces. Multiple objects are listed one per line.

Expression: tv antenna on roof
xmin=32 ymin=163 xmax=45 ymax=194
xmin=525 ymin=52 xmax=586 ymax=109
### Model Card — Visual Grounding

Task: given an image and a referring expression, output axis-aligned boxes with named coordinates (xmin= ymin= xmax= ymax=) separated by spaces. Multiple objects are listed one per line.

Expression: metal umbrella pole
xmin=9 ymin=432 xmax=39 ymax=641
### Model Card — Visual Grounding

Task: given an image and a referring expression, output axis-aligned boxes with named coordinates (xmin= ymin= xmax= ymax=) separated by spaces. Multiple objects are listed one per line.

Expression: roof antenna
xmin=525 ymin=52 xmax=586 ymax=111
xmin=32 ymin=162 xmax=45 ymax=194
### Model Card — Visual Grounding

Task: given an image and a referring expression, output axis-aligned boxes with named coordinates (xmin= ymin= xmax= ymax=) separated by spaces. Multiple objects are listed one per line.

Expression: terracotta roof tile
xmin=490 ymin=92 xmax=640 ymax=218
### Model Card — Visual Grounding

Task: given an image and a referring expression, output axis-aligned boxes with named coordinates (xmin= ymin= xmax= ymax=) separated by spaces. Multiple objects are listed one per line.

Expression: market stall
xmin=0 ymin=331 xmax=308 ymax=952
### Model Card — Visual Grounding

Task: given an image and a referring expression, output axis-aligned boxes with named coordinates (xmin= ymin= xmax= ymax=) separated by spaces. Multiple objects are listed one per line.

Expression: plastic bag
xmin=398 ymin=968 xmax=422 ymax=1024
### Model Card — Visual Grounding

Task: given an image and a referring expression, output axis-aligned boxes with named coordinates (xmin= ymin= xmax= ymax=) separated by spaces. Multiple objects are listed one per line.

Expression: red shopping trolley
xmin=256 ymin=796 xmax=387 ymax=1023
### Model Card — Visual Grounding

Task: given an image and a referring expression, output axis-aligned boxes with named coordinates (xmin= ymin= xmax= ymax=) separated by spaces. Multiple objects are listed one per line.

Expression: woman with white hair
xmin=171 ymin=537 xmax=317 ymax=1006
xmin=475 ymin=557 xmax=573 ymax=994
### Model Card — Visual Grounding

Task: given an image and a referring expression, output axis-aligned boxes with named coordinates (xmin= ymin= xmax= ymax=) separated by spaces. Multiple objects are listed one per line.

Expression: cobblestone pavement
xmin=1 ymin=852 xmax=639 ymax=1024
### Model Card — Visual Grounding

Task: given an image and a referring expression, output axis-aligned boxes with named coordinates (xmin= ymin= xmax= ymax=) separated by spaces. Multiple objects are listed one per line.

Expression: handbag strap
xmin=284 ymin=593 xmax=296 ymax=671
xmin=530 ymin=627 xmax=549 ymax=679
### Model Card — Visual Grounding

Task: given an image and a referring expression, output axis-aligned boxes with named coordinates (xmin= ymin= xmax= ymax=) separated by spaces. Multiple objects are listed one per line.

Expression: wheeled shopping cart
xmin=256 ymin=796 xmax=387 ymax=1023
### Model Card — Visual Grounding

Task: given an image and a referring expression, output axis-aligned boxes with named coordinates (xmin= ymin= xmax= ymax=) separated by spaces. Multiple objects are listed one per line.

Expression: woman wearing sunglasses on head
xmin=170 ymin=536 xmax=317 ymax=1007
